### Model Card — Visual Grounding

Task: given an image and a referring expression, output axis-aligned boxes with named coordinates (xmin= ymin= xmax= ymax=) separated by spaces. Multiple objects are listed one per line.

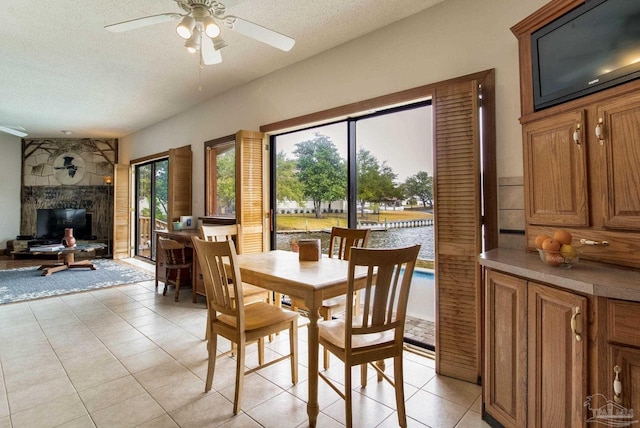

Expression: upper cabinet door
xmin=597 ymin=96 xmax=640 ymax=230
xmin=523 ymin=110 xmax=589 ymax=226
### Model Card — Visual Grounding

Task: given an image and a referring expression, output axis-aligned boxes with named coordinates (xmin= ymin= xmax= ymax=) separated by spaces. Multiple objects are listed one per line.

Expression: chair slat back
xmin=158 ymin=237 xmax=187 ymax=265
xmin=200 ymin=224 xmax=243 ymax=253
xmin=329 ymin=227 xmax=370 ymax=260
xmin=345 ymin=245 xmax=420 ymax=348
xmin=192 ymin=237 xmax=244 ymax=326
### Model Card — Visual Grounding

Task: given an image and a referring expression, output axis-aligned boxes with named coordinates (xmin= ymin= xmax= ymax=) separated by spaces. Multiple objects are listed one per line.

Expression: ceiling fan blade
xmin=222 ymin=16 xmax=295 ymax=51
xmin=0 ymin=125 xmax=28 ymax=137
xmin=201 ymin=37 xmax=224 ymax=65
xmin=105 ymin=13 xmax=182 ymax=32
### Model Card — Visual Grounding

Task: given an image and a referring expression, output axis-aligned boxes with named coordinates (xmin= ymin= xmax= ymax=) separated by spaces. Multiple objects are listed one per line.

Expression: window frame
xmin=204 ymin=134 xmax=236 ymax=219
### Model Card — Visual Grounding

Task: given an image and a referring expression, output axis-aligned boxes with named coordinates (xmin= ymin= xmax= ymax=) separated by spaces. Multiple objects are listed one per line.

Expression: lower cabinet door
xmin=484 ymin=270 xmax=527 ymax=428
xmin=607 ymin=345 xmax=640 ymax=421
xmin=527 ymin=282 xmax=587 ymax=428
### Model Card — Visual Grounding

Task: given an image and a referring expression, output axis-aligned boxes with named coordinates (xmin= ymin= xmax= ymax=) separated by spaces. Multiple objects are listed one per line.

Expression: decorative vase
xmin=62 ymin=228 xmax=76 ymax=248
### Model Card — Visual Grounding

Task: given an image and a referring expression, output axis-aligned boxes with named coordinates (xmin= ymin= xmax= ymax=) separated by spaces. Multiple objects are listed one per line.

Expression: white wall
xmin=0 ymin=134 xmax=22 ymax=250
xmin=120 ymin=0 xmax=549 ymax=218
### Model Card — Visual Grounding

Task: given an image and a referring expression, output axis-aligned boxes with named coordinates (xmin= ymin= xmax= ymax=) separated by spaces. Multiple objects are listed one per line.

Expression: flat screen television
xmin=36 ymin=208 xmax=90 ymax=240
xmin=531 ymin=0 xmax=640 ymax=111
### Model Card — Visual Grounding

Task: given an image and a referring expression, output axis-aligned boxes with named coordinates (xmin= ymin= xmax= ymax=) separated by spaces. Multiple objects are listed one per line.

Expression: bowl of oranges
xmin=534 ymin=229 xmax=579 ymax=268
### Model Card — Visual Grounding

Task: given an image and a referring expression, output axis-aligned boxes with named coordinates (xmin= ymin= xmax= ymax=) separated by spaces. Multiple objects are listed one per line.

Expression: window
xmin=134 ymin=159 xmax=168 ymax=260
xmin=205 ymin=135 xmax=236 ymax=219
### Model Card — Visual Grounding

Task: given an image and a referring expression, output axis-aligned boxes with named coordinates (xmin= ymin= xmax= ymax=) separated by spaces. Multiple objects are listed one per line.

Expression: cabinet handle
xmin=570 ymin=306 xmax=581 ymax=341
xmin=613 ymin=365 xmax=622 ymax=404
xmin=572 ymin=124 xmax=582 ymax=148
xmin=595 ymin=118 xmax=605 ymax=145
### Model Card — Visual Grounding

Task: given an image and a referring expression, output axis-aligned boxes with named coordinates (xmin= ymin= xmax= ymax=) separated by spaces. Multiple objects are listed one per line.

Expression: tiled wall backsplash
xmin=498 ymin=176 xmax=525 ymax=249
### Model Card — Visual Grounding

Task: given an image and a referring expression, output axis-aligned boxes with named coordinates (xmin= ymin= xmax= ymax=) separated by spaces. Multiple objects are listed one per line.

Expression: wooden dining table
xmin=234 ymin=250 xmax=369 ymax=428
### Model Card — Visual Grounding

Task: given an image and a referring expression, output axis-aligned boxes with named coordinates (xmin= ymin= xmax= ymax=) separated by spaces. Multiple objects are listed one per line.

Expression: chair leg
xmin=345 ymin=363 xmax=353 ymax=428
xmin=394 ymin=355 xmax=407 ymax=428
xmin=233 ymin=339 xmax=246 ymax=415
xmin=290 ymin=321 xmax=298 ymax=384
xmin=162 ymin=268 xmax=168 ymax=296
xmin=174 ymin=271 xmax=181 ymax=302
xmin=205 ymin=332 xmax=217 ymax=392
xmin=376 ymin=360 xmax=385 ymax=382
xmin=320 ymin=307 xmax=331 ymax=370
xmin=204 ymin=307 xmax=209 ymax=340
xmin=361 ymin=363 xmax=368 ymax=387
xmin=258 ymin=337 xmax=265 ymax=366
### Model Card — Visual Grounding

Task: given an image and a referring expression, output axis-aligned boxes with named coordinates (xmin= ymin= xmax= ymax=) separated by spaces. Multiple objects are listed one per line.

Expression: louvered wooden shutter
xmin=434 ymin=79 xmax=483 ymax=383
xmin=168 ymin=145 xmax=192 ymax=228
xmin=236 ymin=130 xmax=265 ymax=253
xmin=113 ymin=163 xmax=130 ymax=259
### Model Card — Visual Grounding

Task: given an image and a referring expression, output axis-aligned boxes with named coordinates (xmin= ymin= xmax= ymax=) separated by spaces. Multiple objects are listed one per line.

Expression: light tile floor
xmin=0 ymin=259 xmax=489 ymax=428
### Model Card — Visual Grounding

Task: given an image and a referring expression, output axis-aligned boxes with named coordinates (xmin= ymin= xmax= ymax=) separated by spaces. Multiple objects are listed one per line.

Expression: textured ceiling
xmin=0 ymin=0 xmax=444 ymax=139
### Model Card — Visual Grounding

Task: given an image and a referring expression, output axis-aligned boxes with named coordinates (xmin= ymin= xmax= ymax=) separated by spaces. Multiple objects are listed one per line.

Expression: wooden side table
xmin=38 ymin=248 xmax=97 ymax=276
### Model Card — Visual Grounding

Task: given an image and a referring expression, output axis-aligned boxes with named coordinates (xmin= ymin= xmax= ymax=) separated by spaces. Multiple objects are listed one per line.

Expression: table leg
xmin=306 ymin=301 xmax=321 ymax=427
xmin=40 ymin=264 xmax=70 ymax=276
xmin=38 ymin=252 xmax=96 ymax=275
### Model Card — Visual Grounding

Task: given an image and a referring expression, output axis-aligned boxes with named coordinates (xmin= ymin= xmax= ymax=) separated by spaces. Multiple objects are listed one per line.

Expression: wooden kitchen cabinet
xmin=523 ymin=110 xmax=589 ymax=227
xmin=484 ymin=270 xmax=527 ymax=428
xmin=483 ymin=268 xmax=588 ymax=428
xmin=607 ymin=346 xmax=640 ymax=416
xmin=605 ymin=299 xmax=640 ymax=416
xmin=596 ymin=95 xmax=640 ymax=231
xmin=523 ymin=94 xmax=640 ymax=232
xmin=513 ymin=0 xmax=640 ymax=269
xmin=527 ymin=281 xmax=587 ymax=428
xmin=523 ymin=93 xmax=640 ymax=268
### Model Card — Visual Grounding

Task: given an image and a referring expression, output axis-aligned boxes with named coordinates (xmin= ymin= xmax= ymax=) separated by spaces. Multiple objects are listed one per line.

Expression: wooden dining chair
xmin=191 ymin=237 xmax=299 ymax=415
xmin=200 ymin=224 xmax=270 ymax=305
xmin=157 ymin=237 xmax=192 ymax=302
xmin=318 ymin=244 xmax=420 ymax=428
xmin=290 ymin=226 xmax=370 ymax=369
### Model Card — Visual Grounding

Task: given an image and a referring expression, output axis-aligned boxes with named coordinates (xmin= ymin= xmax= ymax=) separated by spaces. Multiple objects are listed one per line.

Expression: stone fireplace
xmin=21 ymin=138 xmax=117 ymax=241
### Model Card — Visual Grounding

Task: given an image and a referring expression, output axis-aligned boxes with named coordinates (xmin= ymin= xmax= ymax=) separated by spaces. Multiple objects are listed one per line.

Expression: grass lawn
xmin=276 ymin=209 xmax=433 ymax=231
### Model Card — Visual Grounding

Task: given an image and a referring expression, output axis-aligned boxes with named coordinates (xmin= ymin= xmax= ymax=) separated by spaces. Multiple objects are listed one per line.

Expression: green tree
xmin=294 ymin=133 xmax=346 ymax=218
xmin=356 ymin=149 xmax=400 ymax=216
xmin=275 ymin=151 xmax=305 ymax=206
xmin=404 ymin=171 xmax=433 ymax=208
xmin=155 ymin=161 xmax=168 ymax=221
xmin=138 ymin=161 xmax=168 ymax=222
xmin=216 ymin=150 xmax=235 ymax=214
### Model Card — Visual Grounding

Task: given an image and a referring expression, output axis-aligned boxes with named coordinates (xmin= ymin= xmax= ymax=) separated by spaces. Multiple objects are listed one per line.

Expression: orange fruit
xmin=553 ymin=229 xmax=573 ymax=245
xmin=535 ymin=234 xmax=551 ymax=249
xmin=542 ymin=238 xmax=561 ymax=252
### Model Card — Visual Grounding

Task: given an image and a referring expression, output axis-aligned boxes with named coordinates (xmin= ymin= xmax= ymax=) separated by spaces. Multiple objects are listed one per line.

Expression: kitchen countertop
xmin=479 ymin=248 xmax=640 ymax=302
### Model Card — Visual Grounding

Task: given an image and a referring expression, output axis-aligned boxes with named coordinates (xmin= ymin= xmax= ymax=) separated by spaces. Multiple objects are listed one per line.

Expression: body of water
xmin=276 ymin=225 xmax=435 ymax=261
xmin=408 ymin=269 xmax=435 ymax=322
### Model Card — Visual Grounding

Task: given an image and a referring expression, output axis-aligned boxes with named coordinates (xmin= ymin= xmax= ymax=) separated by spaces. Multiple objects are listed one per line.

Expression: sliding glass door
xmin=134 ymin=159 xmax=168 ymax=260
xmin=270 ymin=101 xmax=435 ymax=349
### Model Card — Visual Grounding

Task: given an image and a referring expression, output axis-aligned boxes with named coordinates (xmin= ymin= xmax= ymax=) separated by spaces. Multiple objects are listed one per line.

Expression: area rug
xmin=0 ymin=260 xmax=154 ymax=304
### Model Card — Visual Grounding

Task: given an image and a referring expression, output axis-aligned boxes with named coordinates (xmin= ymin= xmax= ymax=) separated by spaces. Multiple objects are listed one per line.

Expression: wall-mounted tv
xmin=531 ymin=0 xmax=640 ymax=111
xmin=36 ymin=208 xmax=91 ymax=240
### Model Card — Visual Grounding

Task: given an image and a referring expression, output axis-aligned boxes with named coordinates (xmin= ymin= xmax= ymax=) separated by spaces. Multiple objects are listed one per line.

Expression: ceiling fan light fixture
xmin=176 ymin=15 xmax=195 ymax=39
xmin=202 ymin=16 xmax=220 ymax=38
xmin=185 ymin=27 xmax=201 ymax=53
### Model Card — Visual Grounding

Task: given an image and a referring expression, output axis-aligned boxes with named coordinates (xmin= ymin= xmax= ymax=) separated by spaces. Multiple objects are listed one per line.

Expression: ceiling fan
xmin=105 ymin=0 xmax=295 ymax=66
xmin=0 ymin=125 xmax=27 ymax=138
